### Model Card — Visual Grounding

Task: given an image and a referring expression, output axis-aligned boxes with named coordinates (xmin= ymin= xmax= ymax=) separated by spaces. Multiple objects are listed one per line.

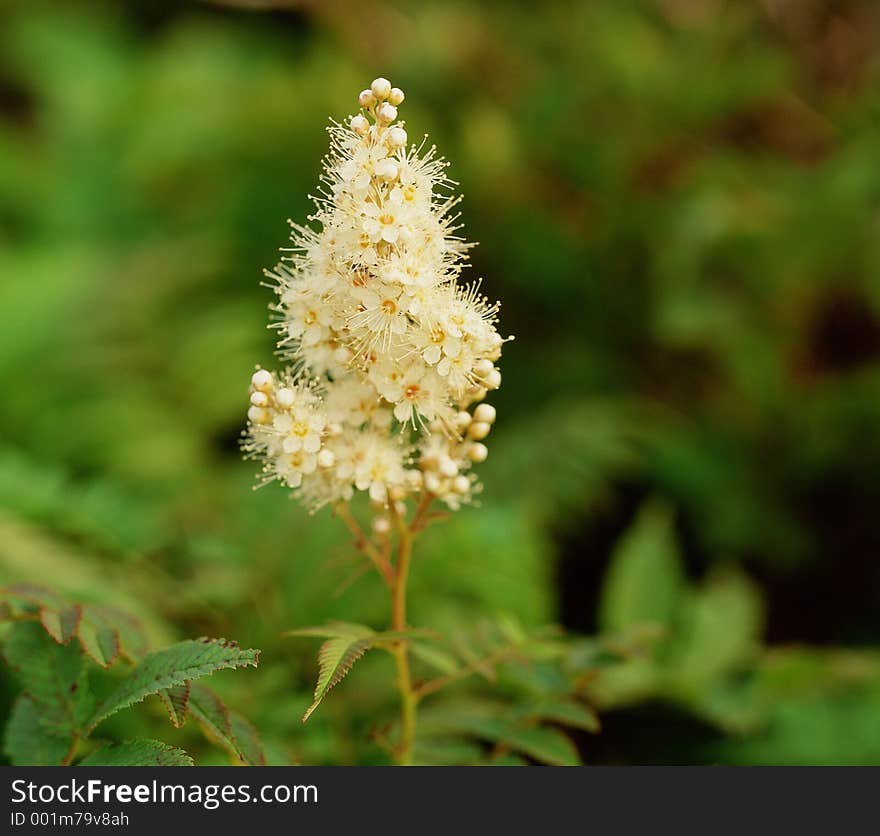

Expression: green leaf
xmin=80 ymin=740 xmax=194 ymax=766
xmin=87 ymin=638 xmax=259 ymax=732
xmin=3 ymin=621 xmax=94 ymax=737
xmin=671 ymin=568 xmax=764 ymax=691
xmin=77 ymin=620 xmax=121 ymax=668
xmin=188 ymin=684 xmax=266 ymax=765
xmin=1 ymin=584 xmax=62 ymax=610
xmin=283 ymin=621 xmax=375 ymax=640
xmin=419 ymin=705 xmax=582 ymax=765
xmin=229 ymin=711 xmax=267 ymax=766
xmin=303 ymin=636 xmax=374 ymax=723
xmin=40 ymin=604 xmax=82 ymax=645
xmin=81 ymin=603 xmax=148 ymax=660
xmin=599 ymin=499 xmax=684 ymax=635
xmin=521 ymin=700 xmax=601 ymax=733
xmin=157 ymin=682 xmax=190 ymax=728
xmin=413 ymin=737 xmax=485 ymax=765
xmin=3 ymin=695 xmax=70 ymax=766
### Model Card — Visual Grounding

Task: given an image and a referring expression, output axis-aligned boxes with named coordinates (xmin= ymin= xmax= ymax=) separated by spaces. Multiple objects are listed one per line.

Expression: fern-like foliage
xmin=0 ymin=585 xmax=264 ymax=766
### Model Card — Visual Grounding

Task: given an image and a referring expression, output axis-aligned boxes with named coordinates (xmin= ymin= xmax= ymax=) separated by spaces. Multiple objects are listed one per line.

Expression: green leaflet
xmin=3 ymin=695 xmax=71 ymax=766
xmin=157 ymin=682 xmax=191 ymax=728
xmin=3 ymin=621 xmax=94 ymax=739
xmin=87 ymin=639 xmax=259 ymax=732
xmin=599 ymin=499 xmax=684 ymax=635
xmin=80 ymin=740 xmax=194 ymax=766
xmin=303 ymin=636 xmax=373 ymax=723
xmin=419 ymin=706 xmax=581 ymax=766
xmin=188 ymin=683 xmax=267 ymax=766
xmin=77 ymin=621 xmax=121 ymax=668
xmin=0 ymin=586 xmax=148 ymax=668
xmin=287 ymin=622 xmax=434 ymax=723
xmin=40 ymin=604 xmax=82 ymax=645
xmin=518 ymin=699 xmax=601 ymax=733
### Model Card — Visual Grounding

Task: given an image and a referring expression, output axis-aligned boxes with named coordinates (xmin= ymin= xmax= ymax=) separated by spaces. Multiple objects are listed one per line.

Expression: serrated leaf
xmin=87 ymin=638 xmax=259 ymax=732
xmin=229 ymin=711 xmax=267 ymax=766
xmin=80 ymin=740 xmax=193 ymax=766
xmin=157 ymin=682 xmax=190 ymax=728
xmin=77 ymin=620 xmax=121 ymax=668
xmin=420 ymin=708 xmax=581 ymax=765
xmin=599 ymin=499 xmax=684 ymax=635
xmin=81 ymin=603 xmax=148 ymax=660
xmin=189 ymin=684 xmax=233 ymax=746
xmin=283 ymin=621 xmax=375 ymax=640
xmin=188 ymin=684 xmax=265 ymax=765
xmin=3 ymin=621 xmax=94 ymax=737
xmin=3 ymin=695 xmax=70 ymax=766
xmin=303 ymin=636 xmax=373 ymax=723
xmin=284 ymin=621 xmax=435 ymax=643
xmin=40 ymin=604 xmax=82 ymax=645
xmin=522 ymin=700 xmax=601 ymax=733
xmin=1 ymin=584 xmax=62 ymax=609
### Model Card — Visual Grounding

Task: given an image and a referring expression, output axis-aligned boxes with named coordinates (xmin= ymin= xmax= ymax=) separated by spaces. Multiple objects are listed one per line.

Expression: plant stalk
xmin=391 ymin=519 xmax=416 ymax=765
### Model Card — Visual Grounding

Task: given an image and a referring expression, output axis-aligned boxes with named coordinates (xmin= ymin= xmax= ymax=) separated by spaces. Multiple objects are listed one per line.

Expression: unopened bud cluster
xmin=244 ymin=79 xmax=508 ymax=511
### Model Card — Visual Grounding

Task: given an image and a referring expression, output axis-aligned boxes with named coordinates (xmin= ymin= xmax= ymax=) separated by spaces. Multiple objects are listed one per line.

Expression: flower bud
xmin=370 ymin=77 xmax=392 ymax=99
xmin=468 ymin=442 xmax=488 ymax=463
xmin=388 ymin=87 xmax=405 ymax=106
xmin=485 ymin=369 xmax=502 ymax=389
xmin=455 ymin=410 xmax=472 ymax=431
xmin=386 ymin=126 xmax=408 ymax=148
xmin=473 ymin=404 xmax=496 ymax=424
xmin=275 ymin=387 xmax=295 ymax=408
xmin=468 ymin=421 xmax=491 ymax=441
xmin=372 ymin=516 xmax=391 ymax=535
xmin=358 ymin=89 xmax=375 ymax=108
xmin=317 ymin=449 xmax=335 ymax=468
xmin=453 ymin=475 xmax=470 ymax=494
xmin=424 ymin=472 xmax=441 ymax=493
xmin=250 ymin=390 xmax=268 ymax=407
xmin=247 ymin=405 xmax=269 ymax=424
xmin=350 ymin=114 xmax=369 ymax=135
xmin=389 ymin=485 xmax=407 ymax=502
xmin=439 ymin=457 xmax=458 ymax=478
xmin=377 ymin=102 xmax=398 ymax=124
xmin=475 ymin=359 xmax=494 ymax=377
xmin=251 ymin=369 xmax=273 ymax=390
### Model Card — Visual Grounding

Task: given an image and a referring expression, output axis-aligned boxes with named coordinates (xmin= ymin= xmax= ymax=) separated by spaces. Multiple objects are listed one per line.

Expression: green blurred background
xmin=2 ymin=0 xmax=880 ymax=764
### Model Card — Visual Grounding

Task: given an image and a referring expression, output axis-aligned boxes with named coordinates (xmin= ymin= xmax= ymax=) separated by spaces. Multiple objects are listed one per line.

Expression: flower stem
xmin=390 ymin=518 xmax=416 ymax=765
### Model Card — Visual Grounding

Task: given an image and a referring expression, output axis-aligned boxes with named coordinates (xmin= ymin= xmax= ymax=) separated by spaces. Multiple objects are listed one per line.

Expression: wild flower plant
xmin=244 ymin=78 xmax=508 ymax=764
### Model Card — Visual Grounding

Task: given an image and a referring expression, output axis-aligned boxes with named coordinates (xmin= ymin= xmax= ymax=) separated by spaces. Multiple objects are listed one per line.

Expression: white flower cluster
xmin=244 ymin=78 xmax=507 ymax=511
